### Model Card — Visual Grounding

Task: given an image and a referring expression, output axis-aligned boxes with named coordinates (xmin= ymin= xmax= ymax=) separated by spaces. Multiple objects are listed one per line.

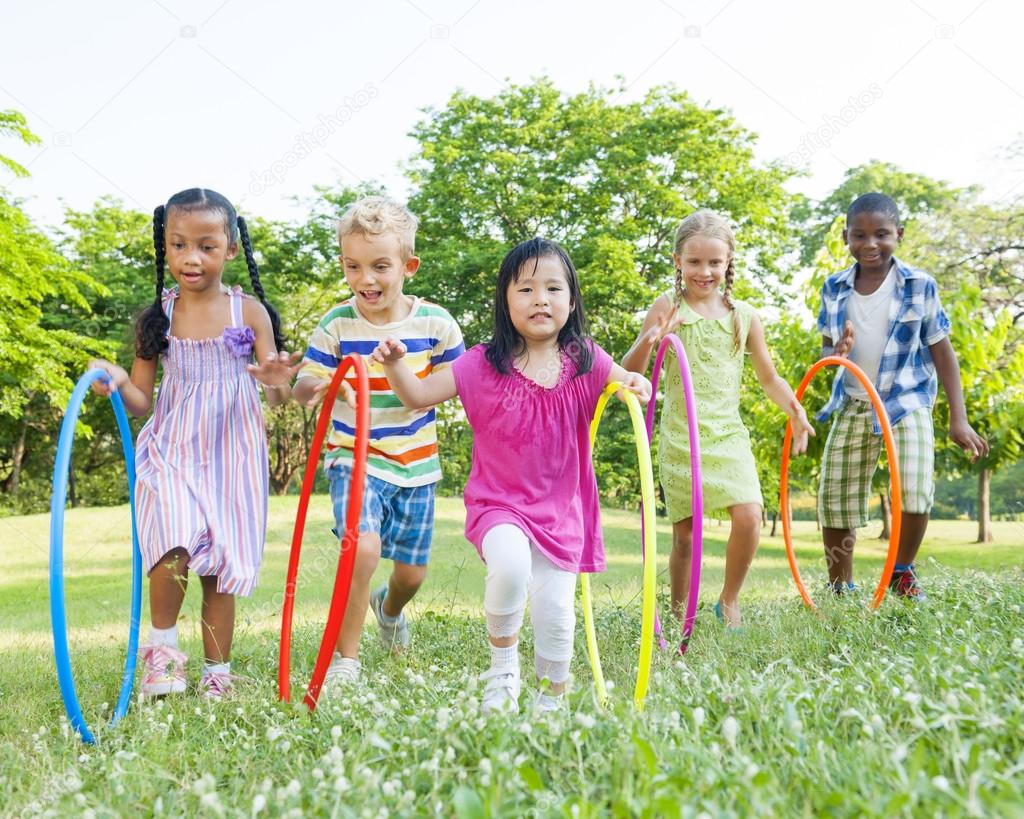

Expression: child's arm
xmin=747 ymin=313 xmax=815 ymax=455
xmin=620 ymin=295 xmax=680 ymax=374
xmin=244 ymin=299 xmax=305 ymax=408
xmin=373 ymin=337 xmax=457 ymax=409
xmin=607 ymin=363 xmax=652 ymax=404
xmin=88 ymin=356 xmax=158 ymax=417
xmin=929 ymin=337 xmax=989 ymax=462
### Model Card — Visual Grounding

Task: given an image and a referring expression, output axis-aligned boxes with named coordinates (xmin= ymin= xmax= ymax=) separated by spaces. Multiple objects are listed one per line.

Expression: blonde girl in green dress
xmin=622 ymin=210 xmax=814 ymax=628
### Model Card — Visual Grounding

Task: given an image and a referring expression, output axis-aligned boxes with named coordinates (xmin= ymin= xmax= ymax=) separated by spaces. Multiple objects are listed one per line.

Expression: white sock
xmin=328 ymin=652 xmax=360 ymax=673
xmin=537 ymin=692 xmax=562 ymax=709
xmin=490 ymin=641 xmax=519 ymax=670
xmin=149 ymin=625 xmax=178 ymax=648
xmin=203 ymin=661 xmax=230 ymax=676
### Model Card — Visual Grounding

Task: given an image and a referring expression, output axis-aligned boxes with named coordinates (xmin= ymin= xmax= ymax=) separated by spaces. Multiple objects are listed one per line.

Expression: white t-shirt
xmin=845 ymin=265 xmax=897 ymax=400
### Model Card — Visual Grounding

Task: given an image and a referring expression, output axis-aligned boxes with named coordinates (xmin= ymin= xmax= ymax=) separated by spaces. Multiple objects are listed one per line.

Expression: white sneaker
xmin=480 ymin=666 xmax=521 ymax=714
xmin=369 ymin=584 xmax=410 ymax=652
xmin=324 ymin=654 xmax=361 ymax=689
xmin=533 ymin=692 xmax=565 ymax=714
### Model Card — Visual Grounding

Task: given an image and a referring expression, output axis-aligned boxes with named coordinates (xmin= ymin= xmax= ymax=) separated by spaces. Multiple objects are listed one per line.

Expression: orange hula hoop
xmin=780 ymin=356 xmax=902 ymax=611
xmin=278 ymin=354 xmax=370 ymax=710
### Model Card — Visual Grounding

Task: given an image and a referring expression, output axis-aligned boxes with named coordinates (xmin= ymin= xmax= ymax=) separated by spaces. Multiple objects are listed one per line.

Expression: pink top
xmin=452 ymin=342 xmax=614 ymax=573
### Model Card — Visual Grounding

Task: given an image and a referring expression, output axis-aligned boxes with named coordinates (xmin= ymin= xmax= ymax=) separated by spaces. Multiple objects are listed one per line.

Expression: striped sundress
xmin=135 ymin=286 xmax=269 ymax=597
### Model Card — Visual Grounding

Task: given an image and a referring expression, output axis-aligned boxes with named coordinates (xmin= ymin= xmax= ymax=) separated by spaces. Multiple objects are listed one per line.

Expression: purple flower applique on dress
xmin=223 ymin=325 xmax=256 ymax=358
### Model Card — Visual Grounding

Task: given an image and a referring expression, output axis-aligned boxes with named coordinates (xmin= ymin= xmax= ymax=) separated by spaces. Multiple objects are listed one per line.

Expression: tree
xmin=405 ymin=78 xmax=796 ymax=506
xmin=792 ymin=160 xmax=968 ymax=265
xmin=0 ymin=116 xmax=112 ymax=504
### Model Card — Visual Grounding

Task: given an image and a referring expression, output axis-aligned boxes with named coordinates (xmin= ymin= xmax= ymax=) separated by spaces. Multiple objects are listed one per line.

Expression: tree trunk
xmin=761 ymin=506 xmax=767 ymax=527
xmin=68 ymin=467 xmax=78 ymax=508
xmin=1 ymin=411 xmax=30 ymax=495
xmin=878 ymin=492 xmax=892 ymax=540
xmin=770 ymin=511 xmax=778 ymax=538
xmin=977 ymin=469 xmax=993 ymax=543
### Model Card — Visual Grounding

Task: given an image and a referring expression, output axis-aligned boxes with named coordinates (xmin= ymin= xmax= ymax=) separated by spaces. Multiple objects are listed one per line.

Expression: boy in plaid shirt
xmin=816 ymin=193 xmax=988 ymax=600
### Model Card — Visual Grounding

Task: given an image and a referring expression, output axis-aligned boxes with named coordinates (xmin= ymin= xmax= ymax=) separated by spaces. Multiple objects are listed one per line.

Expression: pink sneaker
xmin=198 ymin=670 xmax=236 ymax=700
xmin=139 ymin=644 xmax=187 ymax=697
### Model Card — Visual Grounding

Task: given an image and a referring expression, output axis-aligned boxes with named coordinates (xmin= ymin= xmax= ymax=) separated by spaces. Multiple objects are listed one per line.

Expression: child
xmin=816 ymin=193 xmax=988 ymax=599
xmin=372 ymin=237 xmax=651 ymax=714
xmin=89 ymin=187 xmax=302 ymax=698
xmin=292 ymin=196 xmax=465 ymax=686
xmin=621 ymin=210 xmax=814 ymax=629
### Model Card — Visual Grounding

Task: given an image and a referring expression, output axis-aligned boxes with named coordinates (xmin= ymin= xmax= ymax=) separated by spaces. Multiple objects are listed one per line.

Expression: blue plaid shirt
xmin=816 ymin=256 xmax=950 ymax=434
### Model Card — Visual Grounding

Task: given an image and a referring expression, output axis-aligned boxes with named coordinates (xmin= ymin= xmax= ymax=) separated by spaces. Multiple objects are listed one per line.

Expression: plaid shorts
xmin=327 ymin=463 xmax=436 ymax=566
xmin=817 ymin=400 xmax=935 ymax=529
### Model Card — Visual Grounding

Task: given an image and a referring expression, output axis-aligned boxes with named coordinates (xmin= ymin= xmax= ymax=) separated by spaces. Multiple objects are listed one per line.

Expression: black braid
xmin=135 ymin=205 xmax=171 ymax=359
xmin=237 ymin=216 xmax=285 ymax=351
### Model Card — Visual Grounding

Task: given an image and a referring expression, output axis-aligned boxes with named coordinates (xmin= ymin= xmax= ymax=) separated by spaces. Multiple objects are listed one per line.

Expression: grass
xmin=1 ymin=497 xmax=1022 ymax=817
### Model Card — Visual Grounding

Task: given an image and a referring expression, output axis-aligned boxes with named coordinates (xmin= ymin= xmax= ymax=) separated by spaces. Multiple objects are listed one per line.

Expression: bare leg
xmin=383 ymin=561 xmax=427 ymax=618
xmin=823 ymin=527 xmax=856 ymax=586
xmin=718 ymin=503 xmax=762 ymax=627
xmin=668 ymin=518 xmax=694 ymax=621
xmin=199 ymin=575 xmax=235 ymax=663
xmin=895 ymin=512 xmax=929 ymax=566
xmin=336 ymin=532 xmax=381 ymax=658
xmin=149 ymin=548 xmax=189 ymax=629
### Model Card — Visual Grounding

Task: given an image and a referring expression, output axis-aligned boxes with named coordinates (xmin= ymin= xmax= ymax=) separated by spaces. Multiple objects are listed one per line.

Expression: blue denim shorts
xmin=327 ymin=462 xmax=435 ymax=566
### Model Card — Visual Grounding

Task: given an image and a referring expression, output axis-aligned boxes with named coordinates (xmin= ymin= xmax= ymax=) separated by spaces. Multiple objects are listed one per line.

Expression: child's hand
xmin=303 ymin=378 xmax=357 ymax=410
xmin=788 ymin=399 xmax=816 ymax=456
xmin=247 ymin=351 xmax=306 ymax=388
xmin=644 ymin=305 xmax=681 ymax=348
xmin=616 ymin=372 xmax=653 ymax=405
xmin=87 ymin=359 xmax=129 ymax=397
xmin=949 ymin=419 xmax=989 ymax=463
xmin=834 ymin=320 xmax=855 ymax=358
xmin=372 ymin=337 xmax=407 ymax=365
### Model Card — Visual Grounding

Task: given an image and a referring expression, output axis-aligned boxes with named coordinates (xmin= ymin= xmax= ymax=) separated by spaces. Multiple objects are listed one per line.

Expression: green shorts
xmin=817 ymin=400 xmax=935 ymax=529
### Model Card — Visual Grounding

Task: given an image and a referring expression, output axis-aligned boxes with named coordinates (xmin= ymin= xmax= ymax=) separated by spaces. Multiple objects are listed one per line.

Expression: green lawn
xmin=1 ymin=497 xmax=1022 ymax=817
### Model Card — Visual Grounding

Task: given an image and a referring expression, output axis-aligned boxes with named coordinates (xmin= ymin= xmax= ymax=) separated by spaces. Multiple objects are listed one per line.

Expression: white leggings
xmin=481 ymin=524 xmax=577 ymax=684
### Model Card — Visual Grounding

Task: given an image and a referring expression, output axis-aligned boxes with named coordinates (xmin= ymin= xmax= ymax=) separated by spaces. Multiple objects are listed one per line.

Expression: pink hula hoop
xmin=644 ymin=333 xmax=703 ymax=654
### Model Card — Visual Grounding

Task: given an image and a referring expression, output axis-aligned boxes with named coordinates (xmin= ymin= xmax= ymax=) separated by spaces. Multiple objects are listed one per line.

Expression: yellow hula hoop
xmin=580 ymin=382 xmax=658 ymax=709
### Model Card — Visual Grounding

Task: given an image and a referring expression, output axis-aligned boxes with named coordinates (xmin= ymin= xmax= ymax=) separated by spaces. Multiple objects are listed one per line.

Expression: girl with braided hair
xmin=89 ymin=188 xmax=303 ymax=698
xmin=621 ymin=210 xmax=814 ymax=629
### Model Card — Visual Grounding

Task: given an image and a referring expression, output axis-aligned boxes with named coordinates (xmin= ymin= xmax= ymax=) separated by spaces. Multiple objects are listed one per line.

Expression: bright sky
xmin=2 ymin=0 xmax=1022 ymax=230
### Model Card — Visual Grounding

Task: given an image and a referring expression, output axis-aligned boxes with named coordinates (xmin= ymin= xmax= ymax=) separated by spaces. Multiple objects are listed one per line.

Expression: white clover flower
xmin=444 ymin=746 xmax=456 ymax=762
xmin=478 ymin=758 xmax=492 ymax=775
xmin=266 ymin=727 xmax=282 ymax=742
xmin=331 ymin=725 xmax=342 ymax=740
xmin=252 ymin=794 xmax=267 ymax=814
xmin=891 ymin=745 xmax=908 ymax=763
xmin=722 ymin=716 xmax=739 ymax=748
xmin=932 ymin=776 xmax=950 ymax=791
xmin=692 ymin=707 xmax=706 ymax=728
xmin=576 ymin=712 xmax=597 ymax=729
xmin=904 ymin=692 xmax=921 ymax=706
xmin=333 ymin=776 xmax=349 ymax=793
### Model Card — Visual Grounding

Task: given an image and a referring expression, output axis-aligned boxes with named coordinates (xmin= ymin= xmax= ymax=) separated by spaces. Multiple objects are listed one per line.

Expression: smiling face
xmin=164 ymin=208 xmax=237 ymax=292
xmin=673 ymin=234 xmax=730 ymax=296
xmin=341 ymin=231 xmax=420 ymax=325
xmin=843 ymin=211 xmax=903 ymax=275
xmin=506 ymin=254 xmax=574 ymax=349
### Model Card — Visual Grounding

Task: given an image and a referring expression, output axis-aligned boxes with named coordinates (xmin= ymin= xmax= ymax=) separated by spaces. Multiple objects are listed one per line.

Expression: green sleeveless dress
xmin=658 ymin=294 xmax=763 ymax=521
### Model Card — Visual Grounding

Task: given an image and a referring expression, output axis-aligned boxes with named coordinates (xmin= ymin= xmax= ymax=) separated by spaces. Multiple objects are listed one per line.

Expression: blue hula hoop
xmin=50 ymin=368 xmax=142 ymax=744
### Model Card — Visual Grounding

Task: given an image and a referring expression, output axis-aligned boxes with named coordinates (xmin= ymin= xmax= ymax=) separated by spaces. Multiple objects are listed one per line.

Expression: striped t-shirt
xmin=298 ymin=297 xmax=465 ymax=487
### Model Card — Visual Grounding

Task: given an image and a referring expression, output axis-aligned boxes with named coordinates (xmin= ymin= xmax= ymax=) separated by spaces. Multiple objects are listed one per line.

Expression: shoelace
xmin=480 ymin=667 xmax=518 ymax=691
xmin=140 ymin=644 xmax=187 ymax=672
xmin=200 ymin=671 xmax=236 ymax=698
